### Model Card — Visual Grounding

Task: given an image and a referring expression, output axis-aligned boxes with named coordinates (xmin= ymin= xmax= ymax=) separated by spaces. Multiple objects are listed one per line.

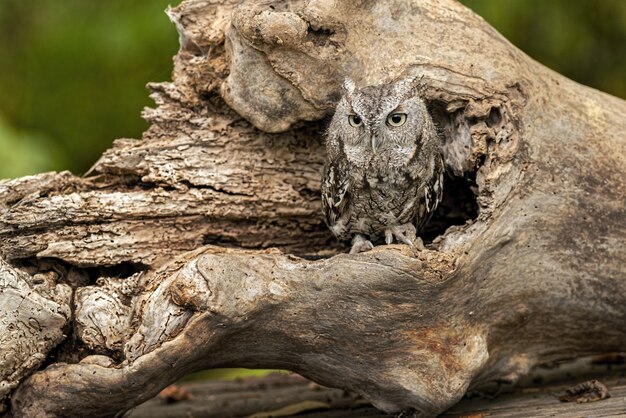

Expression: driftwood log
xmin=1 ymin=0 xmax=625 ymax=417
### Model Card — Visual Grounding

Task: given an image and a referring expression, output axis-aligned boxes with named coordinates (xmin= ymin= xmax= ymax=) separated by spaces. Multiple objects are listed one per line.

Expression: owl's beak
xmin=371 ymin=136 xmax=380 ymax=153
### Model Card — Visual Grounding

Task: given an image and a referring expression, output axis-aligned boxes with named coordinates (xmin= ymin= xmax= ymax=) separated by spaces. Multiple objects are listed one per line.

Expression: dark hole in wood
xmin=421 ymin=170 xmax=479 ymax=244
xmin=84 ymin=261 xmax=148 ymax=283
xmin=421 ymin=99 xmax=481 ymax=244
xmin=305 ymin=25 xmax=335 ymax=47
xmin=486 ymin=106 xmax=502 ymax=127
xmin=202 ymin=232 xmax=240 ymax=247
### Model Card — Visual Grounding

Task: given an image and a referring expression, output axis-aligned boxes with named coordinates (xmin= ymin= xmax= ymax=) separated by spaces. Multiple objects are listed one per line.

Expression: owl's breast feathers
xmin=321 ymin=155 xmax=444 ymax=241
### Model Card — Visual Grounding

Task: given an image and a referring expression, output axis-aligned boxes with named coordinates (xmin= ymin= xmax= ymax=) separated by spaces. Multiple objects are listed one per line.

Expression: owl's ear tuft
xmin=342 ymin=78 xmax=357 ymax=97
xmin=394 ymin=75 xmax=425 ymax=99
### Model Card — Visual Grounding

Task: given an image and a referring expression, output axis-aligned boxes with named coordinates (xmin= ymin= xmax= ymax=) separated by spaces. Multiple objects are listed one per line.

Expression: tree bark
xmin=1 ymin=0 xmax=625 ymax=417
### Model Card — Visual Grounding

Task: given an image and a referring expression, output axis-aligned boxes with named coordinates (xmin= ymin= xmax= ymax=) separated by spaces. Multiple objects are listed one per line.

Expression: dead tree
xmin=1 ymin=0 xmax=624 ymax=416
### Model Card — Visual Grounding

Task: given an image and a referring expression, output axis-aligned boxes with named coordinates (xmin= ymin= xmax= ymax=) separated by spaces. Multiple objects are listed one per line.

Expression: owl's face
xmin=326 ymin=77 xmax=436 ymax=167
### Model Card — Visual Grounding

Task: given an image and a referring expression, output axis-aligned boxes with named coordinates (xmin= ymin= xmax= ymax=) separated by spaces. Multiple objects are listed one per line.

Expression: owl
xmin=322 ymin=77 xmax=444 ymax=254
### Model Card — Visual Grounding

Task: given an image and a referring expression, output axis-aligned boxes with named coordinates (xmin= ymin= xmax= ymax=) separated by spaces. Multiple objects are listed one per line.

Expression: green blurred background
xmin=0 ymin=0 xmax=624 ymax=180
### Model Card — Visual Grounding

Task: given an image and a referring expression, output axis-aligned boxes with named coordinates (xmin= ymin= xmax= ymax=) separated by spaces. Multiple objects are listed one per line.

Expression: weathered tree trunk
xmin=1 ymin=0 xmax=624 ymax=417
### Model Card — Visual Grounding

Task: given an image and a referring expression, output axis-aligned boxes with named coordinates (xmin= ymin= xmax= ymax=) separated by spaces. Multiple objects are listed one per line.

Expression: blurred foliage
xmin=0 ymin=0 xmax=178 ymax=179
xmin=0 ymin=115 xmax=60 ymax=178
xmin=0 ymin=1 xmax=624 ymax=179
xmin=461 ymin=0 xmax=626 ymax=99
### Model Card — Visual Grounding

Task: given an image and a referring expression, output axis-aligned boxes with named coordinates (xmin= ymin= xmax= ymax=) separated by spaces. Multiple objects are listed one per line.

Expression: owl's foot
xmin=385 ymin=224 xmax=425 ymax=250
xmin=350 ymin=234 xmax=374 ymax=254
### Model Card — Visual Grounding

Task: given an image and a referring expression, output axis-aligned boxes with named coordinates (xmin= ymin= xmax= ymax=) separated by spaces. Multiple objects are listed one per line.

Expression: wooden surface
xmin=3 ymin=0 xmax=625 ymax=416
xmin=129 ymin=365 xmax=626 ymax=418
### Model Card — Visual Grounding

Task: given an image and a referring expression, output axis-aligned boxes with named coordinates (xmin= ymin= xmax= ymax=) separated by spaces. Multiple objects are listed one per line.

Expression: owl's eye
xmin=348 ymin=114 xmax=362 ymax=127
xmin=387 ymin=113 xmax=407 ymax=127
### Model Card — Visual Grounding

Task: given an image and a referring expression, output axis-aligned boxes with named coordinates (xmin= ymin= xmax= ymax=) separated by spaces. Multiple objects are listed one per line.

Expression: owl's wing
xmin=425 ymin=156 xmax=445 ymax=213
xmin=321 ymin=161 xmax=350 ymax=231
xmin=414 ymin=155 xmax=445 ymax=231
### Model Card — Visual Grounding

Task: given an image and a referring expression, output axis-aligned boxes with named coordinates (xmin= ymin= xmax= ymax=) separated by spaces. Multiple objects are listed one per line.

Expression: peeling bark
xmin=0 ymin=259 xmax=71 ymax=407
xmin=1 ymin=0 xmax=625 ymax=417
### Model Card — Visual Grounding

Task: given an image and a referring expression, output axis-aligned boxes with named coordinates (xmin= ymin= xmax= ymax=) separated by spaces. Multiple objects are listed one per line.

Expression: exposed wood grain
xmin=1 ymin=0 xmax=625 ymax=417
xmin=445 ymin=380 xmax=626 ymax=418
xmin=128 ymin=374 xmax=386 ymax=418
xmin=127 ymin=370 xmax=626 ymax=418
xmin=0 ymin=110 xmax=332 ymax=266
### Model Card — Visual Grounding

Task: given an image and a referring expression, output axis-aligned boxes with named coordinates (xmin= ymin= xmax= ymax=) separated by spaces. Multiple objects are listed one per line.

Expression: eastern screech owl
xmin=322 ymin=77 xmax=444 ymax=253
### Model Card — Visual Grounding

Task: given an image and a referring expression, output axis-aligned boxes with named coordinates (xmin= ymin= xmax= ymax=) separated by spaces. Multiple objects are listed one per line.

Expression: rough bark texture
xmin=0 ymin=259 xmax=71 ymax=405
xmin=0 ymin=0 xmax=625 ymax=417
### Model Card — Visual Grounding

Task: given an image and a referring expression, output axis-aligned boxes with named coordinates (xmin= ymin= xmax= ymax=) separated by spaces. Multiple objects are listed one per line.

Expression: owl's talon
xmin=350 ymin=234 xmax=374 ymax=254
xmin=385 ymin=229 xmax=394 ymax=245
xmin=385 ymin=224 xmax=424 ymax=250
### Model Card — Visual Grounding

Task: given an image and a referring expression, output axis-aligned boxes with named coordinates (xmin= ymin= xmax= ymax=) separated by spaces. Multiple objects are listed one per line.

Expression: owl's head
xmin=327 ymin=77 xmax=438 ymax=162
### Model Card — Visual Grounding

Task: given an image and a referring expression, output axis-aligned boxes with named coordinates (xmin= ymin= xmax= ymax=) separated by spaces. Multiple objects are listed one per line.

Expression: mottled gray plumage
xmin=322 ymin=77 xmax=444 ymax=253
